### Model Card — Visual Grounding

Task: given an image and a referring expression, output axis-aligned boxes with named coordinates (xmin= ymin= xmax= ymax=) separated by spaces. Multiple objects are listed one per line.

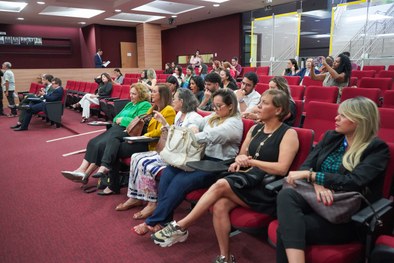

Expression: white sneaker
xmin=151 ymin=221 xmax=189 ymax=247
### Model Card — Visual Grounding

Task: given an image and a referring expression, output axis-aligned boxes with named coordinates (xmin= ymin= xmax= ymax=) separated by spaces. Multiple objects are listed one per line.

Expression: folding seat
xmin=382 ymin=90 xmax=394 ymax=108
xmin=284 ymin=76 xmax=301 ymax=85
xmin=255 ymin=83 xmax=269 ymax=94
xmin=237 ymin=67 xmax=257 ymax=81
xmin=303 ymin=101 xmax=339 ymax=144
xmin=267 ymin=143 xmax=394 ymax=263
xmin=125 ymin=73 xmax=134 ymax=78
xmin=378 ymin=108 xmax=394 ymax=143
xmin=91 ymin=84 xmax=121 ymax=119
xmin=303 ymin=86 xmax=338 ymax=116
xmin=256 ymin=66 xmax=270 ymax=76
xmin=123 ymin=78 xmax=132 ymax=85
xmin=229 ymin=127 xmax=314 ymax=234
xmin=289 ymin=85 xmax=305 ymax=100
xmin=36 ymin=88 xmax=67 ymax=128
xmin=340 ymin=87 xmax=381 ymax=105
xmin=362 ymin=65 xmax=385 ymax=73
xmin=388 ymin=65 xmax=394 ymax=71
xmin=155 ymin=70 xmax=164 ymax=75
xmin=18 ymin=82 xmax=40 ymax=101
xmin=348 ymin=77 xmax=358 ymax=87
xmin=258 ymin=75 xmax=274 ymax=84
xmin=370 ymin=235 xmax=394 ymax=263
xmin=376 ymin=71 xmax=394 ymax=89
xmin=352 ymin=70 xmax=376 ymax=79
xmin=130 ymin=78 xmax=139 ymax=84
xmin=302 ymin=76 xmax=323 ymax=87
xmin=358 ymin=77 xmax=393 ymax=92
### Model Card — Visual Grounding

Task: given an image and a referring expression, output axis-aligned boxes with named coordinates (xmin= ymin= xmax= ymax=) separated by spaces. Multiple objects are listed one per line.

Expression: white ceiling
xmin=0 ymin=0 xmax=296 ymax=28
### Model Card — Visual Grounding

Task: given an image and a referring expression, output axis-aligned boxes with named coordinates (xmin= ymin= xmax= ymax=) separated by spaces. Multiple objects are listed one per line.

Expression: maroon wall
xmin=161 ymin=14 xmax=241 ymax=68
xmin=95 ymin=25 xmax=137 ymax=68
xmin=80 ymin=25 xmax=96 ymax=68
xmin=0 ymin=24 xmax=81 ymax=69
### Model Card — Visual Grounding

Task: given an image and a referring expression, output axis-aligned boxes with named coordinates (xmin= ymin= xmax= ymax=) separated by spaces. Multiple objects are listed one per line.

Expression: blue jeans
xmin=145 ymin=160 xmax=221 ymax=226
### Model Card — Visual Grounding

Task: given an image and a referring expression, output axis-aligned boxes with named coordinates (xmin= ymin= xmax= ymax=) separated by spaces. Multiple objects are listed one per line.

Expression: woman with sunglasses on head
xmin=151 ymin=89 xmax=299 ymax=263
xmin=132 ymin=88 xmax=243 ymax=235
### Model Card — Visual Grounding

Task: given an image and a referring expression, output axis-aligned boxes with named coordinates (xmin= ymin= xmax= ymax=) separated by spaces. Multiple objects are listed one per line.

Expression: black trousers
xmin=84 ymin=124 xmax=148 ymax=168
xmin=275 ymin=188 xmax=357 ymax=263
xmin=6 ymin=91 xmax=17 ymax=115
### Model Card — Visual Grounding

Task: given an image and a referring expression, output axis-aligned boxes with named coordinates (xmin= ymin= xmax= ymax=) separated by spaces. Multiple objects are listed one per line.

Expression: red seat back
xmin=387 ymin=65 xmax=394 ymax=71
xmin=358 ymin=77 xmax=393 ymax=91
xmin=109 ymin=85 xmax=122 ymax=98
xmin=255 ymin=83 xmax=269 ymax=94
xmin=340 ymin=87 xmax=381 ymax=105
xmin=302 ymin=76 xmax=323 ymax=87
xmin=382 ymin=90 xmax=394 ymax=108
xmin=119 ymin=85 xmax=131 ymax=99
xmin=258 ymin=75 xmax=274 ymax=84
xmin=362 ymin=65 xmax=385 ymax=73
xmin=348 ymin=77 xmax=358 ymax=87
xmin=256 ymin=66 xmax=270 ymax=76
xmin=303 ymin=101 xmax=339 ymax=144
xmin=293 ymin=100 xmax=304 ymax=128
xmin=289 ymin=85 xmax=305 ymax=100
xmin=284 ymin=76 xmax=301 ymax=85
xmin=378 ymin=108 xmax=394 ymax=144
xmin=352 ymin=70 xmax=376 ymax=79
xmin=303 ymin=86 xmax=339 ymax=114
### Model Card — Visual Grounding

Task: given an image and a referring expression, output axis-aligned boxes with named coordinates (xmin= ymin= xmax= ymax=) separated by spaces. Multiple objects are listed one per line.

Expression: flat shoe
xmin=115 ymin=199 xmax=144 ymax=211
xmin=10 ymin=124 xmax=21 ymax=129
xmin=132 ymin=223 xmax=150 ymax=236
xmin=133 ymin=204 xmax=156 ymax=220
xmin=97 ymin=190 xmax=114 ymax=196
xmin=92 ymin=172 xmax=106 ymax=178
xmin=61 ymin=171 xmax=87 ymax=183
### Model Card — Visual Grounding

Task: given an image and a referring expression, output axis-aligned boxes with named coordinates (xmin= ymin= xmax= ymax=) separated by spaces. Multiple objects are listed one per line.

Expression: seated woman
xmin=73 ymin=72 xmax=113 ymax=123
xmin=310 ymin=54 xmax=352 ymax=102
xmin=151 ymin=89 xmax=299 ymax=263
xmin=142 ymin=68 xmax=157 ymax=92
xmin=243 ymin=76 xmax=296 ymax=126
xmin=181 ymin=65 xmax=194 ymax=88
xmin=188 ymin=75 xmax=205 ymax=103
xmin=113 ymin=68 xmax=124 ymax=85
xmin=282 ymin=59 xmax=300 ymax=76
xmin=222 ymin=62 xmax=236 ymax=79
xmin=220 ymin=69 xmax=237 ymax=90
xmin=61 ymin=84 xmax=175 ymax=191
xmin=115 ymin=89 xmax=203 ymax=219
xmin=172 ymin=66 xmax=185 ymax=87
xmin=166 ymin=75 xmax=179 ymax=97
xmin=133 ymin=88 xmax=243 ymax=235
xmin=275 ymin=97 xmax=389 ymax=263
xmin=138 ymin=70 xmax=148 ymax=83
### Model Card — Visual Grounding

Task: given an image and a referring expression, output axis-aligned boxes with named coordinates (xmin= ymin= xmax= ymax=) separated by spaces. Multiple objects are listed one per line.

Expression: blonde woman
xmin=142 ymin=68 xmax=157 ymax=92
xmin=276 ymin=97 xmax=389 ymax=263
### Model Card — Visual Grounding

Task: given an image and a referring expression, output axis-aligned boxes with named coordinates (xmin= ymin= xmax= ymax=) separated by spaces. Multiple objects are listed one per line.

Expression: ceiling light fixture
xmin=17 ymin=17 xmax=24 ymax=20
xmin=213 ymin=4 xmax=220 ymax=7
xmin=37 ymin=1 xmax=45 ymax=4
xmin=115 ymin=9 xmax=121 ymax=12
xmin=78 ymin=21 xmax=86 ymax=25
xmin=0 ymin=1 xmax=28 ymax=12
xmin=171 ymin=15 xmax=177 ymax=18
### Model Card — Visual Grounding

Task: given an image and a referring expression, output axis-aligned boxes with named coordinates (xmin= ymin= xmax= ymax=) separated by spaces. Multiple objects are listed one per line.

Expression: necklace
xmin=248 ymin=123 xmax=282 ymax=159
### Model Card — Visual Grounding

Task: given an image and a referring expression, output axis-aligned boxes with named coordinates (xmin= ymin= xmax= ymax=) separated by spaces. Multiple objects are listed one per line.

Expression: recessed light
xmin=115 ymin=9 xmax=121 ymax=12
xmin=37 ymin=1 xmax=45 ymax=4
xmin=213 ymin=4 xmax=220 ymax=7
xmin=78 ymin=21 xmax=86 ymax=25
xmin=17 ymin=17 xmax=24 ymax=20
xmin=171 ymin=15 xmax=177 ymax=18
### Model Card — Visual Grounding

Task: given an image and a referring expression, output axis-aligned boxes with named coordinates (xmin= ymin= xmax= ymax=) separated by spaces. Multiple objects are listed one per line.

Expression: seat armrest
xmin=104 ymin=97 xmax=120 ymax=101
xmin=265 ymin=178 xmax=284 ymax=192
xmin=351 ymin=198 xmax=393 ymax=225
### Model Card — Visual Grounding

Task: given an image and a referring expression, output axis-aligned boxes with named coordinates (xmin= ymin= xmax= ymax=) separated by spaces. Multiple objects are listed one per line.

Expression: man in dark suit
xmin=14 ymin=77 xmax=64 ymax=131
xmin=94 ymin=49 xmax=104 ymax=68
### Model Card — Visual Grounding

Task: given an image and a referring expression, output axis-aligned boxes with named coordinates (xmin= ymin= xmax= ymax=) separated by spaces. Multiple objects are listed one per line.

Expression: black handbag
xmin=226 ymin=167 xmax=279 ymax=189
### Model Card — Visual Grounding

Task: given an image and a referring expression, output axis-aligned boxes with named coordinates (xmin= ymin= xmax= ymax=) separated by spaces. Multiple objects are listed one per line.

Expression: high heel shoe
xmin=61 ymin=171 xmax=88 ymax=184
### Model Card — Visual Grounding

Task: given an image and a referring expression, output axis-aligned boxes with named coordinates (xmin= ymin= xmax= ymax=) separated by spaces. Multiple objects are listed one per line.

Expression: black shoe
xmin=92 ymin=172 xmax=106 ymax=178
xmin=0 ymin=113 xmax=5 ymax=116
xmin=10 ymin=124 xmax=21 ymax=129
xmin=18 ymin=105 xmax=30 ymax=110
xmin=97 ymin=190 xmax=114 ymax=196
xmin=13 ymin=127 xmax=27 ymax=131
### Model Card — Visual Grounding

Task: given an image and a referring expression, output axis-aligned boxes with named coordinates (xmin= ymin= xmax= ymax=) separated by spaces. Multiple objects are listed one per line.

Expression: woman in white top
xmin=115 ymin=89 xmax=203 ymax=221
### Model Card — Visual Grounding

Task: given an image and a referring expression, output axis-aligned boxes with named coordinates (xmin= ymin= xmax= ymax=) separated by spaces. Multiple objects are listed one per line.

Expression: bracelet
xmin=308 ymin=168 xmax=313 ymax=183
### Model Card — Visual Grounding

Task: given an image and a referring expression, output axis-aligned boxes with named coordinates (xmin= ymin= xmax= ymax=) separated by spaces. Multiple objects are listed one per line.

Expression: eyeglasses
xmin=213 ymin=104 xmax=226 ymax=111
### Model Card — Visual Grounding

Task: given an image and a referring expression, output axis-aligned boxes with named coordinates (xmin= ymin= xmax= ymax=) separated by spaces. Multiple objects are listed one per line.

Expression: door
xmin=120 ymin=42 xmax=137 ymax=68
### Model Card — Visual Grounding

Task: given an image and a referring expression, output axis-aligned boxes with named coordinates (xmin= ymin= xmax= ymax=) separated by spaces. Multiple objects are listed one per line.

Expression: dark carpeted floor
xmin=0 ymin=109 xmax=276 ymax=263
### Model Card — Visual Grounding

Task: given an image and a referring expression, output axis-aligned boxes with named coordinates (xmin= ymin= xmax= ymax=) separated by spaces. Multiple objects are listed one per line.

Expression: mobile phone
xmin=313 ymin=57 xmax=322 ymax=66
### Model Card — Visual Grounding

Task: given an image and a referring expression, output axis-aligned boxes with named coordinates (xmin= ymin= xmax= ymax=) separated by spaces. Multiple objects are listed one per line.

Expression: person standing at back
xmin=2 ymin=62 xmax=17 ymax=117
xmin=94 ymin=49 xmax=104 ymax=68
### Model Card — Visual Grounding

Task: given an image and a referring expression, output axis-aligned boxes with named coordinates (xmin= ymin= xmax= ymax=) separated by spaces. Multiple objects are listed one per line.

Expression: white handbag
xmin=160 ymin=126 xmax=205 ymax=171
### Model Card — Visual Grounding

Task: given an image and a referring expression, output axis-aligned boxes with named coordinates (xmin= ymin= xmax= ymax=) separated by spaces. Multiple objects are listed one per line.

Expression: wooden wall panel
xmin=137 ymin=24 xmax=162 ymax=69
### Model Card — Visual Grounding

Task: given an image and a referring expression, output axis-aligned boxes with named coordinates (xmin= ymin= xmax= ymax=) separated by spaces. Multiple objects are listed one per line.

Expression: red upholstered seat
xmin=378 ymin=108 xmax=394 ymax=144
xmin=370 ymin=235 xmax=394 ymax=263
xmin=352 ymin=70 xmax=376 ymax=79
xmin=302 ymin=76 xmax=323 ymax=87
xmin=293 ymin=100 xmax=304 ymax=127
xmin=340 ymin=87 xmax=381 ymax=105
xmin=362 ymin=65 xmax=385 ymax=73
xmin=284 ymin=76 xmax=301 ymax=85
xmin=303 ymin=101 xmax=339 ymax=144
xmin=255 ymin=83 xmax=269 ymax=94
xmin=348 ymin=77 xmax=358 ymax=87
xmin=382 ymin=90 xmax=394 ymax=108
xmin=289 ymin=85 xmax=305 ymax=100
xmin=388 ymin=65 xmax=394 ymax=71
xmin=256 ymin=66 xmax=270 ymax=76
xmin=258 ymin=75 xmax=273 ymax=84
xmin=358 ymin=77 xmax=393 ymax=91
xmin=303 ymin=86 xmax=338 ymax=116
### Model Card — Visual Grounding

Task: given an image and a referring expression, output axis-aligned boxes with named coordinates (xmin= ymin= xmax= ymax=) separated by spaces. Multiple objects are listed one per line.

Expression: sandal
xmin=133 ymin=203 xmax=157 ymax=220
xmin=115 ymin=199 xmax=144 ymax=211
xmin=132 ymin=222 xmax=150 ymax=236
xmin=147 ymin=224 xmax=163 ymax=233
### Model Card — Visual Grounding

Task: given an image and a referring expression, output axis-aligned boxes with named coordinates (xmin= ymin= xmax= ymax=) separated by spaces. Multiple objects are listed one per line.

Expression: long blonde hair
xmin=339 ymin=97 xmax=379 ymax=171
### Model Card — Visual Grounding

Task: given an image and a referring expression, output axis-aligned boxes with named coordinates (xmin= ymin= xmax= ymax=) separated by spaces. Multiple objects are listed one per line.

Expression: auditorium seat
xmin=352 ymin=70 xmax=376 ymax=79
xmin=289 ymin=85 xmax=305 ymax=100
xmin=303 ymin=86 xmax=338 ymax=116
xmin=370 ymin=235 xmax=394 ymax=263
xmin=382 ymin=90 xmax=394 ymax=108
xmin=293 ymin=100 xmax=303 ymax=127
xmin=255 ymin=83 xmax=269 ymax=94
xmin=388 ymin=65 xmax=394 ymax=71
xmin=268 ymin=142 xmax=394 ymax=263
xmin=358 ymin=77 xmax=393 ymax=92
xmin=303 ymin=101 xmax=339 ymax=144
xmin=340 ymin=87 xmax=381 ymax=105
xmin=362 ymin=65 xmax=385 ymax=73
xmin=302 ymin=76 xmax=323 ymax=87
xmin=256 ymin=66 xmax=270 ymax=76
xmin=378 ymin=108 xmax=394 ymax=143
xmin=258 ymin=75 xmax=273 ymax=84
xmin=376 ymin=71 xmax=394 ymax=90
xmin=229 ymin=127 xmax=314 ymax=234
xmin=348 ymin=77 xmax=358 ymax=87
xmin=283 ymin=76 xmax=301 ymax=85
